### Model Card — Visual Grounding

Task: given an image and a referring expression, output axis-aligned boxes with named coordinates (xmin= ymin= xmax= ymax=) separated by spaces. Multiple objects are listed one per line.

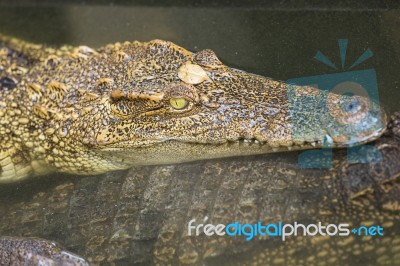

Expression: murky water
xmin=0 ymin=3 xmax=399 ymax=265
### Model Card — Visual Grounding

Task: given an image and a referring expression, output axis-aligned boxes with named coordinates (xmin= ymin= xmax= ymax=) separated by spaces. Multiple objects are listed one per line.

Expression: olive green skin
xmin=0 ymin=35 xmax=394 ymax=265
xmin=0 ymin=34 xmax=386 ymax=183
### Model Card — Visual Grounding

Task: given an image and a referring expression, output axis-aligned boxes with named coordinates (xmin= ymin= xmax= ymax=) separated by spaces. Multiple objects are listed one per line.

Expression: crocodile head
xmin=0 ymin=36 xmax=389 ymax=181
xmin=87 ymin=40 xmax=387 ymax=166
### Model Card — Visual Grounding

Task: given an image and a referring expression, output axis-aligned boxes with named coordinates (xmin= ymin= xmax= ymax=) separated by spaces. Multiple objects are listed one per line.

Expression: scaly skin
xmin=0 ymin=113 xmax=399 ymax=265
xmin=0 ymin=34 xmax=387 ymax=182
xmin=0 ymin=237 xmax=89 ymax=266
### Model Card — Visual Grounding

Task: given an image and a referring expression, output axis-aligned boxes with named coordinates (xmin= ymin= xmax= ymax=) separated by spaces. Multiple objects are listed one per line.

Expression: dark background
xmin=0 ymin=0 xmax=399 ymax=112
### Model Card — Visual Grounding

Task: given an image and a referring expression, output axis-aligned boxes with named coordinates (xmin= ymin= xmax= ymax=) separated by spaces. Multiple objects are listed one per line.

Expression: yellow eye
xmin=169 ymin=98 xmax=188 ymax=110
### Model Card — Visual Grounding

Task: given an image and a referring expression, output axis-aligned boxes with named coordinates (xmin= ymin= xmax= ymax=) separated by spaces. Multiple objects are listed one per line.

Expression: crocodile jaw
xmin=0 ymin=37 xmax=388 ymax=182
xmin=94 ymin=76 xmax=387 ymax=166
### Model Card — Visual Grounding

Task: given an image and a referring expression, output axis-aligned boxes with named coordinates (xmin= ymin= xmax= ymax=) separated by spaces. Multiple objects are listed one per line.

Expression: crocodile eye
xmin=169 ymin=98 xmax=188 ymax=110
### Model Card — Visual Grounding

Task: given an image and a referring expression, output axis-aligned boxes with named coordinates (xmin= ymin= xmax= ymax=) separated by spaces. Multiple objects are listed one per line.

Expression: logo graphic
xmin=187 ymin=218 xmax=384 ymax=241
xmin=286 ymin=39 xmax=383 ymax=168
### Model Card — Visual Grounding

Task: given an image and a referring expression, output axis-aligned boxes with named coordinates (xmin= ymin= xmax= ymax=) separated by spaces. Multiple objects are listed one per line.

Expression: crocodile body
xmin=0 ymin=34 xmax=387 ymax=182
xmin=0 ymin=35 xmax=394 ymax=265
xmin=0 ymin=112 xmax=399 ymax=265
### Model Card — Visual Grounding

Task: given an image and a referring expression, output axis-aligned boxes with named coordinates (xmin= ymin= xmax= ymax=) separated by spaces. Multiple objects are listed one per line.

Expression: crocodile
xmin=0 ymin=35 xmax=394 ymax=265
xmin=0 ymin=34 xmax=387 ymax=183
xmin=0 ymin=112 xmax=399 ymax=265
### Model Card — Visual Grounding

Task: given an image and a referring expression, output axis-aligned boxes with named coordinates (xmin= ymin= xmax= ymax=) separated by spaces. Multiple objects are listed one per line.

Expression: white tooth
xmin=244 ymin=139 xmax=249 ymax=143
xmin=311 ymin=142 xmax=316 ymax=147
xmin=255 ymin=140 xmax=260 ymax=144
xmin=272 ymin=147 xmax=279 ymax=152
xmin=287 ymin=146 xmax=292 ymax=150
xmin=324 ymin=134 xmax=333 ymax=145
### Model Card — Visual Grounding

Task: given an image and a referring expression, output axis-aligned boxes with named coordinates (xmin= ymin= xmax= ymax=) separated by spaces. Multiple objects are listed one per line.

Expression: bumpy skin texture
xmin=0 ymin=34 xmax=387 ymax=182
xmin=0 ymin=237 xmax=89 ymax=266
xmin=0 ymin=35 xmax=394 ymax=265
xmin=0 ymin=113 xmax=399 ymax=266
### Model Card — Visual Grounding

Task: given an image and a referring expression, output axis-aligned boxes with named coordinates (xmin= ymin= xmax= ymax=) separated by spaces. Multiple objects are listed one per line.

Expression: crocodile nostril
xmin=0 ymin=76 xmax=17 ymax=90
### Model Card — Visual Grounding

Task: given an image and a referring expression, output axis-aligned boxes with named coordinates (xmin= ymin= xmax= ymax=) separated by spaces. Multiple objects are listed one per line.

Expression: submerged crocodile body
xmin=0 ymin=34 xmax=387 ymax=182
xmin=0 ymin=112 xmax=399 ymax=265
